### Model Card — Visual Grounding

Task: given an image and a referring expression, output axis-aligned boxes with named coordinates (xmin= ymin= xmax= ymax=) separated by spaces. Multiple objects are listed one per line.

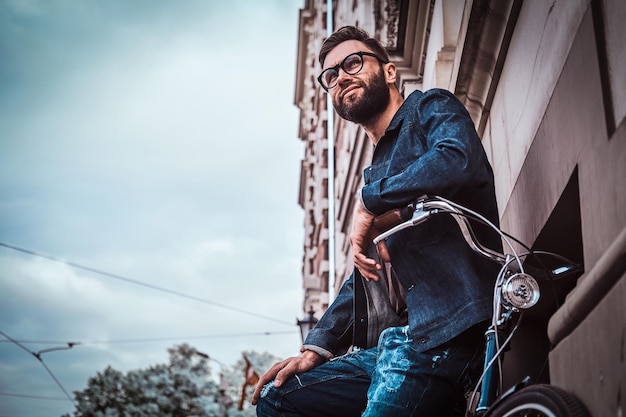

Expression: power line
xmin=0 ymin=392 xmax=68 ymax=401
xmin=0 ymin=330 xmax=297 ymax=346
xmin=0 ymin=330 xmax=75 ymax=405
xmin=0 ymin=242 xmax=294 ymax=326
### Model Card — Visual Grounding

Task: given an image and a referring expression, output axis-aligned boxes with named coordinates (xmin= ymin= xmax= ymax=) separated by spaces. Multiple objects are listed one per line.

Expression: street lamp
xmin=296 ymin=307 xmax=318 ymax=343
xmin=194 ymin=350 xmax=232 ymax=416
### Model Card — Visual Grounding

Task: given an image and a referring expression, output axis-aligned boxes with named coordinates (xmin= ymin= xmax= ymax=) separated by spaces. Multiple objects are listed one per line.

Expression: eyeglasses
xmin=317 ymin=51 xmax=389 ymax=91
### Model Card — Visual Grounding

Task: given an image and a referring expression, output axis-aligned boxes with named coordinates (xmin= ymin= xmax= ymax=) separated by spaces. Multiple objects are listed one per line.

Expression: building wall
xmin=295 ymin=1 xmax=331 ymax=318
xmin=477 ymin=2 xmax=625 ymax=413
xmin=295 ymin=0 xmax=418 ymax=318
xmin=294 ymin=1 xmax=625 ymax=415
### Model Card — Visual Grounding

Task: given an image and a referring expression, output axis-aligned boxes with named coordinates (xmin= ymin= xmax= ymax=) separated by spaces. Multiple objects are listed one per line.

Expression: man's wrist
xmin=301 ymin=344 xmax=333 ymax=361
xmin=358 ymin=189 xmax=375 ymax=215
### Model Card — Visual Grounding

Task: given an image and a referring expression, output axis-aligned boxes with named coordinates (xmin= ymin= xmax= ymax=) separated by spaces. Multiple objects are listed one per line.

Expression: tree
xmin=61 ymin=344 xmax=281 ymax=417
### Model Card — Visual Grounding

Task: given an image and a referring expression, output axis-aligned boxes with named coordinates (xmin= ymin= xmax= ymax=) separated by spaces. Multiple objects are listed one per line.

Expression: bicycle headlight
xmin=502 ymin=273 xmax=540 ymax=309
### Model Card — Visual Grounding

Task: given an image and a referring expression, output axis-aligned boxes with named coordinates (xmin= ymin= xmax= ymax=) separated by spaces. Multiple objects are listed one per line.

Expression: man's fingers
xmin=251 ymin=359 xmax=289 ymax=404
xmin=354 ymin=253 xmax=381 ymax=281
xmin=273 ymin=362 xmax=296 ymax=387
xmin=251 ymin=385 xmax=263 ymax=405
xmin=251 ymin=350 xmax=327 ymax=405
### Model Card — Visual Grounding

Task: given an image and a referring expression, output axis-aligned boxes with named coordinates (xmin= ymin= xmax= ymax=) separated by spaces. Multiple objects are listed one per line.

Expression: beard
xmin=333 ymin=69 xmax=390 ymax=125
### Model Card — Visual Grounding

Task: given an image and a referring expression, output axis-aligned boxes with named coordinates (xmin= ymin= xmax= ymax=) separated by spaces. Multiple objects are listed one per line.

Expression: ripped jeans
xmin=256 ymin=325 xmax=484 ymax=417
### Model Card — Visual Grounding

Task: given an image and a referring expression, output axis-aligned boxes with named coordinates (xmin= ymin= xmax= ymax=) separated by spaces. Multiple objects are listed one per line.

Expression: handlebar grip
xmin=372 ymin=203 xmax=415 ymax=232
xmin=373 ymin=208 xmax=432 ymax=245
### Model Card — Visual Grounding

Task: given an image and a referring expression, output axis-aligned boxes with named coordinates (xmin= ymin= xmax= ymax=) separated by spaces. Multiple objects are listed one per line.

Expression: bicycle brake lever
xmin=373 ymin=204 xmax=433 ymax=245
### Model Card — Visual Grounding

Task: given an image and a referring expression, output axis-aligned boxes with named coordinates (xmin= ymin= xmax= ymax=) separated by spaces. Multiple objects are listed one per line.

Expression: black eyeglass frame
xmin=317 ymin=51 xmax=389 ymax=91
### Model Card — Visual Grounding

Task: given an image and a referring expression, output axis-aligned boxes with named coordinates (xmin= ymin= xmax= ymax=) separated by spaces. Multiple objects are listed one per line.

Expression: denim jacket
xmin=304 ymin=89 xmax=502 ymax=357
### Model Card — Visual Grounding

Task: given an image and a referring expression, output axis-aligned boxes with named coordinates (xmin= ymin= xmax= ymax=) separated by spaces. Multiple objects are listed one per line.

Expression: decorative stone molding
xmin=454 ymin=0 xmax=521 ymax=134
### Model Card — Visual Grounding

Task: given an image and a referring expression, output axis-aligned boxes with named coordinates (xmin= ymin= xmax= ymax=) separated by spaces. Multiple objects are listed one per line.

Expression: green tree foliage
xmin=60 ymin=344 xmax=281 ymax=417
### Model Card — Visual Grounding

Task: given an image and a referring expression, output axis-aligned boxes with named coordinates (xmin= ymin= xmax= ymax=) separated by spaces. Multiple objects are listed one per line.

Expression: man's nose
xmin=336 ymin=68 xmax=353 ymax=87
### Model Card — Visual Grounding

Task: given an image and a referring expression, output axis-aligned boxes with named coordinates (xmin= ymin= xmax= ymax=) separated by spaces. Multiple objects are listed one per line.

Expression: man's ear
xmin=384 ymin=62 xmax=397 ymax=84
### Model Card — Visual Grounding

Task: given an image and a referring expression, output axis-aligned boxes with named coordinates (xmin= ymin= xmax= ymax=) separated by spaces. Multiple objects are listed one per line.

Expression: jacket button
xmin=417 ymin=337 xmax=428 ymax=344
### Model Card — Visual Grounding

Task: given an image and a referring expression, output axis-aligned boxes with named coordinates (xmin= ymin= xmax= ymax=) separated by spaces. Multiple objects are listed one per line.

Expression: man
xmin=252 ymin=26 xmax=501 ymax=416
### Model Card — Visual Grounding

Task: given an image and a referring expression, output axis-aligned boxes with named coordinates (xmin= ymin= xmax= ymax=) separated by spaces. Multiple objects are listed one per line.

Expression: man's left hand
xmin=350 ymin=201 xmax=383 ymax=281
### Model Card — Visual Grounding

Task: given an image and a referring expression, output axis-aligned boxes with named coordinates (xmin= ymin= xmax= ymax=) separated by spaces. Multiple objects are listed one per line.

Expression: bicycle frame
xmin=373 ymin=195 xmax=580 ymax=415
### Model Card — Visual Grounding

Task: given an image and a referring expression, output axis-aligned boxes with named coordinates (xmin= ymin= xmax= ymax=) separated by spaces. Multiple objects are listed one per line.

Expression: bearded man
xmin=253 ymin=26 xmax=501 ymax=417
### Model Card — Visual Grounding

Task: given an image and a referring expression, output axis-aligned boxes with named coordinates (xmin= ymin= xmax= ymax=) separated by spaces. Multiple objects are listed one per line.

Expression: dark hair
xmin=318 ymin=26 xmax=390 ymax=66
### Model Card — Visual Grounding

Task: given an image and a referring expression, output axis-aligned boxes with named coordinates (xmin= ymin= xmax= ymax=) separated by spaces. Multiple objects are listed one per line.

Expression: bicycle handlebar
xmin=373 ymin=196 xmax=505 ymax=264
xmin=372 ymin=195 xmax=582 ymax=280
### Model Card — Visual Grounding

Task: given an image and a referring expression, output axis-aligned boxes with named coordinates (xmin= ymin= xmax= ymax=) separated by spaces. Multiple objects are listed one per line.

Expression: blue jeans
xmin=256 ymin=325 xmax=484 ymax=417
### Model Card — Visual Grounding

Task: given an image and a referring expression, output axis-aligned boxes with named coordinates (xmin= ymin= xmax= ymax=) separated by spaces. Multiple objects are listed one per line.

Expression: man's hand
xmin=350 ymin=201 xmax=383 ymax=281
xmin=251 ymin=350 xmax=326 ymax=405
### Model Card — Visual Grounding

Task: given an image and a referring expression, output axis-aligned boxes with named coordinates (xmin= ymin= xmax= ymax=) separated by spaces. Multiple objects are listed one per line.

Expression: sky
xmin=0 ymin=1 xmax=306 ymax=415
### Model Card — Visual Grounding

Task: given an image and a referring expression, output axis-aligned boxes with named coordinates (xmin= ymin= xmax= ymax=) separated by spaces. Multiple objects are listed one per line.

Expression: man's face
xmin=322 ymin=40 xmax=390 ymax=125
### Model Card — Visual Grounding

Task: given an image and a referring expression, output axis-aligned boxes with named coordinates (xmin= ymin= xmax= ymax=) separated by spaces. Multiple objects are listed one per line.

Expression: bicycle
xmin=373 ymin=195 xmax=591 ymax=417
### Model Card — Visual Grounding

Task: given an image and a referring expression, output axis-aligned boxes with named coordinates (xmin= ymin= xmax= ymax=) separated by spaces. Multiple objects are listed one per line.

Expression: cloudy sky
xmin=0 ymin=1 xmax=306 ymax=415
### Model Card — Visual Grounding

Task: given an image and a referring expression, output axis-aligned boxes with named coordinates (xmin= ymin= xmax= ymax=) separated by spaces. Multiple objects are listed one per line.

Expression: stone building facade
xmin=294 ymin=1 xmax=625 ymax=415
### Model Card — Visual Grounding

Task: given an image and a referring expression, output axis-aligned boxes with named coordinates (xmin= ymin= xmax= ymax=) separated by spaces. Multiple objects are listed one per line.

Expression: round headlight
xmin=502 ymin=273 xmax=540 ymax=309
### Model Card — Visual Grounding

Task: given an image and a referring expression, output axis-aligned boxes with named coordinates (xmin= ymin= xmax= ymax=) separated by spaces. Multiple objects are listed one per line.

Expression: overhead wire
xmin=0 ymin=392 xmax=69 ymax=401
xmin=0 ymin=241 xmax=294 ymax=326
xmin=0 ymin=392 xmax=68 ymax=401
xmin=0 ymin=330 xmax=297 ymax=346
xmin=0 ymin=329 xmax=301 ymax=407
xmin=0 ymin=243 xmax=301 ymax=409
xmin=0 ymin=330 xmax=75 ymax=405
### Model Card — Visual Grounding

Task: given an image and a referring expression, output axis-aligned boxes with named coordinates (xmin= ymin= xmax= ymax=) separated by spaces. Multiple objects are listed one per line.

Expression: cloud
xmin=0 ymin=1 xmax=305 ymax=416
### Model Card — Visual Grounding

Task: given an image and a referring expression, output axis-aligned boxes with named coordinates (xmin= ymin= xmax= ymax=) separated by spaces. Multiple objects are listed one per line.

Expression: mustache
xmin=339 ymin=80 xmax=365 ymax=93
xmin=338 ymin=81 xmax=365 ymax=100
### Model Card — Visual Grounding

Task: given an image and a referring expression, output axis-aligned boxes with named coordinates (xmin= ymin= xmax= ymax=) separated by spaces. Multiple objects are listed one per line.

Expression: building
xmin=294 ymin=1 xmax=625 ymax=415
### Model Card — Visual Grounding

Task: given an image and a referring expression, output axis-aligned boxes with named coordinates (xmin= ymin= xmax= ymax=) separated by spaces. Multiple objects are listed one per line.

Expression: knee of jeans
xmin=255 ymin=397 xmax=273 ymax=417
xmin=255 ymin=396 xmax=270 ymax=417
xmin=255 ymin=382 xmax=279 ymax=416
xmin=259 ymin=381 xmax=276 ymax=400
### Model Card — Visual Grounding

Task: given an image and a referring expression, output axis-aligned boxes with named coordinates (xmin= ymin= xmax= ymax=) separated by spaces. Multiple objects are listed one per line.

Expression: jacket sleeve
xmin=302 ymin=273 xmax=356 ymax=358
xmin=361 ymin=88 xmax=491 ymax=214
